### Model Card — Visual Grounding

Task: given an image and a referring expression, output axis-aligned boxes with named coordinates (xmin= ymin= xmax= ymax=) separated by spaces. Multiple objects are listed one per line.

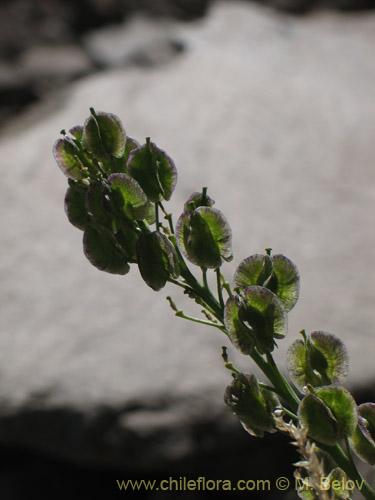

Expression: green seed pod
xmin=69 ymin=125 xmax=84 ymax=142
xmin=85 ymin=181 xmax=113 ymax=228
xmin=64 ymin=180 xmax=89 ymax=230
xmin=224 ymin=286 xmax=287 ymax=355
xmin=326 ymin=468 xmax=352 ymax=499
xmin=83 ymin=224 xmax=130 ymax=275
xmin=234 ymin=253 xmax=300 ymax=312
xmin=108 ymin=173 xmax=149 ymax=221
xmin=184 ymin=191 xmax=215 ymax=211
xmin=137 ymin=231 xmax=180 ymax=291
xmin=287 ymin=331 xmax=349 ymax=392
xmin=127 ymin=138 xmax=177 ymax=202
xmin=294 ymin=451 xmax=345 ymax=500
xmin=224 ymin=373 xmax=279 ymax=438
xmin=298 ymin=386 xmax=357 ymax=446
xmin=350 ymin=403 xmax=375 ymax=465
xmin=176 ymin=207 xmax=232 ymax=269
xmin=82 ymin=109 xmax=126 ymax=163
xmin=234 ymin=254 xmax=273 ymax=290
xmin=110 ymin=136 xmax=140 ymax=175
xmin=53 ymin=136 xmax=87 ymax=181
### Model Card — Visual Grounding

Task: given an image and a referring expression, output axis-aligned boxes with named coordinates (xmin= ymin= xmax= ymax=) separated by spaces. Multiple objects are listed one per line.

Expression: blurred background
xmin=0 ymin=0 xmax=374 ymax=498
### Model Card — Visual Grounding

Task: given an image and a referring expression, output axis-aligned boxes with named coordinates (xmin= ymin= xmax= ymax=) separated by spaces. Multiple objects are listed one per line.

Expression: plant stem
xmin=202 ymin=268 xmax=208 ymax=290
xmin=263 ymin=354 xmax=374 ymax=500
xmin=282 ymin=407 xmax=299 ymax=422
xmin=266 ymin=352 xmax=301 ymax=413
xmin=159 ymin=202 xmax=175 ymax=234
xmin=222 ymin=279 xmax=233 ymax=298
xmin=202 ymin=186 xmax=208 ymax=203
xmin=167 ymin=275 xmax=222 ymax=322
xmin=168 ymin=236 xmax=223 ymax=321
xmin=345 ymin=435 xmax=358 ymax=475
xmin=155 ymin=202 xmax=160 ymax=231
xmin=165 ymin=239 xmax=375 ymax=500
xmin=250 ymin=348 xmax=300 ymax=413
xmin=175 ymin=310 xmax=226 ymax=332
xmin=216 ymin=268 xmax=225 ymax=310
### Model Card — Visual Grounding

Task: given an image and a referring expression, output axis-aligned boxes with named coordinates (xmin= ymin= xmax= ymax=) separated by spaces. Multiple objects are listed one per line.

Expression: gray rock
xmin=18 ymin=44 xmax=93 ymax=83
xmin=83 ymin=15 xmax=185 ymax=68
xmin=0 ymin=0 xmax=374 ymax=476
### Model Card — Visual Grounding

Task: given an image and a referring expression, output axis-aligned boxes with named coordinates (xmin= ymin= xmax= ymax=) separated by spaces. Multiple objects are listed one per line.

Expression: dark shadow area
xmin=0 ymin=432 xmax=299 ymax=500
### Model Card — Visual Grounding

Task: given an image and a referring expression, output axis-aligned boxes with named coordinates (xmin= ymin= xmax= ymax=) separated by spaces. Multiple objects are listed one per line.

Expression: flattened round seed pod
xmin=108 ymin=173 xmax=149 ymax=221
xmin=299 ymin=386 xmax=357 ymax=446
xmin=234 ymin=254 xmax=273 ymax=289
xmin=224 ymin=373 xmax=278 ymax=438
xmin=269 ymin=254 xmax=300 ymax=312
xmin=82 ymin=110 xmax=126 ymax=162
xmin=176 ymin=207 xmax=232 ymax=269
xmin=53 ymin=137 xmax=86 ymax=180
xmin=351 ymin=403 xmax=375 ymax=465
xmin=137 ymin=232 xmax=179 ymax=291
xmin=83 ymin=225 xmax=130 ymax=275
xmin=287 ymin=331 xmax=349 ymax=391
xmin=225 ymin=286 xmax=287 ymax=355
xmin=64 ymin=182 xmax=89 ymax=230
xmin=127 ymin=139 xmax=177 ymax=202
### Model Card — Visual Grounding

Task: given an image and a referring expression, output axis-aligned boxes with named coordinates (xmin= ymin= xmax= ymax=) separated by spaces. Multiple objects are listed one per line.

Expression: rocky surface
xmin=0 ymin=0 xmax=211 ymax=124
xmin=0 ymin=0 xmax=375 ymax=497
xmin=1 ymin=0 xmax=374 ymax=124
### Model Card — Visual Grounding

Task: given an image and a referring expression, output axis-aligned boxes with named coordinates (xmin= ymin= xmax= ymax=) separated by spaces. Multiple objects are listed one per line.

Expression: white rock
xmin=0 ymin=1 xmax=374 ymax=466
xmin=83 ymin=15 xmax=184 ymax=68
xmin=18 ymin=44 xmax=93 ymax=81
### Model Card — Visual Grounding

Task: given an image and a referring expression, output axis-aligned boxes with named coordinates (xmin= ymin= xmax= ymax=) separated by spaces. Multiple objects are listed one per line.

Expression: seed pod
xmin=108 ymin=173 xmax=149 ymax=221
xmin=83 ymin=224 xmax=130 ymax=275
xmin=298 ymin=386 xmax=357 ymax=446
xmin=184 ymin=191 xmax=215 ymax=211
xmin=53 ymin=137 xmax=87 ymax=181
xmin=127 ymin=139 xmax=177 ymax=202
xmin=225 ymin=286 xmax=287 ymax=355
xmin=234 ymin=253 xmax=300 ymax=312
xmin=64 ymin=180 xmax=89 ymax=230
xmin=176 ymin=207 xmax=232 ymax=269
xmin=287 ymin=331 xmax=349 ymax=392
xmin=82 ymin=110 xmax=126 ymax=163
xmin=350 ymin=403 xmax=375 ymax=465
xmin=224 ymin=373 xmax=279 ymax=438
xmin=137 ymin=232 xmax=180 ymax=291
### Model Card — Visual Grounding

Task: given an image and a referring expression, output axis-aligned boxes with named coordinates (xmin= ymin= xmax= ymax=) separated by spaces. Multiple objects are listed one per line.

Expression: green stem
xmin=250 ymin=348 xmax=285 ymax=398
xmin=266 ymin=352 xmax=301 ymax=412
xmin=258 ymin=382 xmax=279 ymax=394
xmin=155 ymin=203 xmax=160 ymax=231
xmin=202 ymin=268 xmax=208 ymax=290
xmin=222 ymin=280 xmax=233 ymax=297
xmin=250 ymin=348 xmax=300 ymax=413
xmin=224 ymin=362 xmax=240 ymax=374
xmin=344 ymin=435 xmax=358 ymax=475
xmin=75 ymin=149 xmax=100 ymax=178
xmin=215 ymin=268 xmax=225 ymax=310
xmin=175 ymin=310 xmax=226 ymax=332
xmin=202 ymin=186 xmax=208 ymax=203
xmin=264 ymin=354 xmax=374 ymax=500
xmin=167 ymin=278 xmax=221 ymax=320
xmin=159 ymin=202 xmax=175 ymax=234
xmin=138 ymin=219 xmax=152 ymax=233
xmin=282 ymin=407 xmax=298 ymax=422
xmin=169 ymin=236 xmax=223 ymax=321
